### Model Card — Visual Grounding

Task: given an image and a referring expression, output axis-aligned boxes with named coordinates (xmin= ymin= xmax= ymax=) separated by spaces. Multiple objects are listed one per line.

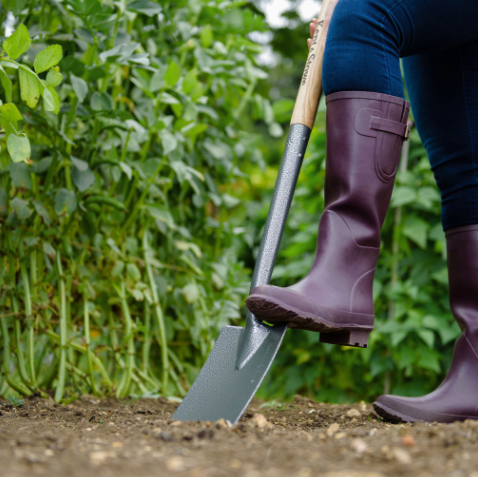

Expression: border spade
xmin=173 ymin=0 xmax=334 ymax=423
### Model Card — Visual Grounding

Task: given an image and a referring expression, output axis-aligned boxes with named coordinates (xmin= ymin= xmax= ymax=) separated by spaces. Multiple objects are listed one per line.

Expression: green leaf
xmin=0 ymin=66 xmax=12 ymax=102
xmin=33 ymin=200 xmax=51 ymax=226
xmin=200 ymin=25 xmax=213 ymax=48
xmin=391 ymin=187 xmax=416 ymax=207
xmin=59 ymin=56 xmax=85 ymax=77
xmin=71 ymin=74 xmax=88 ymax=102
xmin=403 ymin=215 xmax=428 ymax=249
xmin=0 ymin=189 xmax=6 ymax=217
xmin=165 ymin=61 xmax=181 ymax=86
xmin=127 ymin=0 xmax=162 ymax=16
xmin=126 ymin=263 xmax=141 ymax=281
xmin=9 ymin=161 xmax=32 ymax=189
xmin=71 ymin=156 xmax=88 ymax=171
xmin=0 ymin=103 xmax=23 ymax=124
xmin=418 ymin=329 xmax=435 ymax=348
xmin=272 ymin=99 xmax=294 ymax=122
xmin=160 ymin=130 xmax=177 ymax=155
xmin=182 ymin=69 xmax=197 ymax=94
xmin=90 ymin=92 xmax=113 ymax=111
xmin=34 ymin=45 xmax=63 ymax=74
xmin=42 ymin=88 xmax=55 ymax=111
xmin=72 ymin=168 xmax=95 ymax=192
xmin=19 ymin=69 xmax=40 ymax=108
xmin=268 ymin=122 xmax=283 ymax=138
xmin=2 ymin=0 xmax=28 ymax=15
xmin=0 ymin=102 xmax=22 ymax=136
xmin=54 ymin=188 xmax=77 ymax=216
xmin=145 ymin=205 xmax=175 ymax=228
xmin=41 ymin=87 xmax=59 ymax=113
xmin=417 ymin=346 xmax=441 ymax=373
xmin=3 ymin=24 xmax=31 ymax=60
xmin=9 ymin=197 xmax=31 ymax=221
xmin=46 ymin=67 xmax=63 ymax=87
xmin=7 ymin=133 xmax=31 ymax=164
xmin=183 ymin=283 xmax=199 ymax=303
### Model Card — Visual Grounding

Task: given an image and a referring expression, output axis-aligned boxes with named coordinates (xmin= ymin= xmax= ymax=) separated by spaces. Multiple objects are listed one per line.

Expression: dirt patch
xmin=1 ymin=394 xmax=477 ymax=477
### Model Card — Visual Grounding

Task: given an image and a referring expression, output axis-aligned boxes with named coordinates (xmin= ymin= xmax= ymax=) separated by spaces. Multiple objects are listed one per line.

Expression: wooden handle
xmin=290 ymin=0 xmax=335 ymax=128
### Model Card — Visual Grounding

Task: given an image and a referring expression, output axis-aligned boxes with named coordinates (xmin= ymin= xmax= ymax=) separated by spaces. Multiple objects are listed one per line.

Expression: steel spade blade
xmin=172 ymin=323 xmax=287 ymax=423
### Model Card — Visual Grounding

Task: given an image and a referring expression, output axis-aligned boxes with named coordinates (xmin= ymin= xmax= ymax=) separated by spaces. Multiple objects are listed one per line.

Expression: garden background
xmin=0 ymin=0 xmax=458 ymax=404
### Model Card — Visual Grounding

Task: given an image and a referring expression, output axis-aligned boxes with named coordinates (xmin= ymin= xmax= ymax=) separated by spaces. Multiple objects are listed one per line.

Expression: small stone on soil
xmin=392 ymin=448 xmax=412 ymax=464
xmin=350 ymin=438 xmax=368 ymax=454
xmin=166 ymin=456 xmax=185 ymax=472
xmin=327 ymin=423 xmax=340 ymax=436
xmin=401 ymin=434 xmax=415 ymax=446
xmin=252 ymin=413 xmax=272 ymax=428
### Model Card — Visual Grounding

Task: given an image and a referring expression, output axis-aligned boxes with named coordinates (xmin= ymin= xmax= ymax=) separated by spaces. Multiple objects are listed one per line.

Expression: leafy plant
xmin=0 ymin=0 xmax=272 ymax=401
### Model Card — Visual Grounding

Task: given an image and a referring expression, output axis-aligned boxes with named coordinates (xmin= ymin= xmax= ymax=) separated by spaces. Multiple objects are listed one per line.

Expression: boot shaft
xmin=446 ymin=225 xmax=478 ymax=342
xmin=324 ymin=91 xmax=410 ymax=247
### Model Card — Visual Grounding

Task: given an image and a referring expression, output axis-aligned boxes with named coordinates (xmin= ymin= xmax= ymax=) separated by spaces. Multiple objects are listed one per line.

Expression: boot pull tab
xmin=355 ymin=108 xmax=410 ymax=140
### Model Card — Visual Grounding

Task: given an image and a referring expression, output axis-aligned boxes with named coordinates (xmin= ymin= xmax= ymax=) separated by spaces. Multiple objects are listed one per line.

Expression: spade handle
xmin=250 ymin=0 xmax=336 ymax=292
xmin=290 ymin=0 xmax=336 ymax=129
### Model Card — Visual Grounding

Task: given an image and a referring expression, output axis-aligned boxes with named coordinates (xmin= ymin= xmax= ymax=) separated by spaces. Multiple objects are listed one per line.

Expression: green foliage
xmin=0 ymin=0 xmax=271 ymax=401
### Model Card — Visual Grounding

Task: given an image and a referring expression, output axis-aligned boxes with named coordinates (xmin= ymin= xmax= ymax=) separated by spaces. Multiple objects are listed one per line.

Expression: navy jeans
xmin=322 ymin=0 xmax=478 ymax=230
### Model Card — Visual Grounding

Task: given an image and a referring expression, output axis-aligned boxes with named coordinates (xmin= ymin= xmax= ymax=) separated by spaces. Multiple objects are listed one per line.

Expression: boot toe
xmin=373 ymin=394 xmax=470 ymax=424
xmin=245 ymin=285 xmax=302 ymax=319
xmin=373 ymin=395 xmax=423 ymax=423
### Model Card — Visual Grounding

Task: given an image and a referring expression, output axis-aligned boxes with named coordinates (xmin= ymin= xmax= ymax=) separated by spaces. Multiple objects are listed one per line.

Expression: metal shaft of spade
xmin=235 ymin=124 xmax=311 ymax=370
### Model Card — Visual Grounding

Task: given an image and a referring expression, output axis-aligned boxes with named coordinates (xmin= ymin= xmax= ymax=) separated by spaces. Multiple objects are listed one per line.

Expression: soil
xmin=1 ymin=394 xmax=477 ymax=477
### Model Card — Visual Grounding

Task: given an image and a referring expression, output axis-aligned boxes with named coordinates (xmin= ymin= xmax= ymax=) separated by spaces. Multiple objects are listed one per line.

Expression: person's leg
xmin=246 ymin=0 xmax=478 ymax=346
xmin=322 ymin=0 xmax=478 ymax=98
xmin=373 ymin=44 xmax=478 ymax=423
xmin=403 ymin=46 xmax=478 ymax=230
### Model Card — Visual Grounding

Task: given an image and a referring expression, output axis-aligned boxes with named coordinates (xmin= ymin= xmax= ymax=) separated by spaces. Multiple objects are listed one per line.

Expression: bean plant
xmin=0 ymin=0 xmax=273 ymax=401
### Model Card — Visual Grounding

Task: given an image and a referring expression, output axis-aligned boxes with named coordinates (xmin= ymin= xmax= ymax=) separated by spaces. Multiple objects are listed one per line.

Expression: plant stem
xmin=19 ymin=242 xmax=37 ymax=388
xmin=55 ymin=252 xmax=67 ymax=403
xmin=384 ymin=127 xmax=411 ymax=395
xmin=6 ymin=237 xmax=31 ymax=390
xmin=118 ymin=161 xmax=163 ymax=237
xmin=143 ymin=230 xmax=169 ymax=393
xmin=45 ymin=330 xmax=113 ymax=388
xmin=115 ymin=283 xmax=135 ymax=398
xmin=1 ymin=311 xmax=30 ymax=395
xmin=83 ymin=290 xmax=98 ymax=395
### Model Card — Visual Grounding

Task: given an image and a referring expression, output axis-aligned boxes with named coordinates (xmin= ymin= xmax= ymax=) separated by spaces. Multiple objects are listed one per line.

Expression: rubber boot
xmin=374 ymin=225 xmax=478 ymax=423
xmin=245 ymin=91 xmax=410 ymax=348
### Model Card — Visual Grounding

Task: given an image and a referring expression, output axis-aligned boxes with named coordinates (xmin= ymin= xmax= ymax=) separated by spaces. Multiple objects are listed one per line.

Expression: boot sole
xmin=373 ymin=402 xmax=419 ymax=423
xmin=245 ymin=295 xmax=372 ymax=348
xmin=373 ymin=401 xmax=478 ymax=424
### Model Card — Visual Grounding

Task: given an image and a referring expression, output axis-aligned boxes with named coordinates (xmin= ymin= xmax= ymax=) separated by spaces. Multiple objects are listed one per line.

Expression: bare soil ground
xmin=1 ymin=394 xmax=478 ymax=477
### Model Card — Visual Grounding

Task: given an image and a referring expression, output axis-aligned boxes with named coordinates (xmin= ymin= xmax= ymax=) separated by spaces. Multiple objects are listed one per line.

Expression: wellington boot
xmin=374 ymin=225 xmax=478 ymax=422
xmin=246 ymin=91 xmax=410 ymax=347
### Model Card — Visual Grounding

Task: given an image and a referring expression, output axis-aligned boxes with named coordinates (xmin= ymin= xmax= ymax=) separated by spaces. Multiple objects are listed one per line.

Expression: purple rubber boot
xmin=245 ymin=91 xmax=410 ymax=348
xmin=374 ymin=225 xmax=478 ymax=423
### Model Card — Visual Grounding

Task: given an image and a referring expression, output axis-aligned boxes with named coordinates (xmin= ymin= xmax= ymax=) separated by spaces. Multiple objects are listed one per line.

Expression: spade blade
xmin=172 ymin=324 xmax=287 ymax=423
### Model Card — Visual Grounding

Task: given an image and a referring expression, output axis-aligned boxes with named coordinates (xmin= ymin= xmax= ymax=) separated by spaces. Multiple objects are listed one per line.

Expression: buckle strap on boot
xmin=355 ymin=108 xmax=410 ymax=140
xmin=370 ymin=116 xmax=410 ymax=140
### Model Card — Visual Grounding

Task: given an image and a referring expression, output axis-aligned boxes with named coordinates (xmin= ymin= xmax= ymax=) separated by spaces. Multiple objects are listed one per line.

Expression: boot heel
xmin=319 ymin=330 xmax=371 ymax=348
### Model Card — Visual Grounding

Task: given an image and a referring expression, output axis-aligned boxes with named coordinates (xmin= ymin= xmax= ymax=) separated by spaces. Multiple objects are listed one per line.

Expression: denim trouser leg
xmin=322 ymin=0 xmax=478 ymax=230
